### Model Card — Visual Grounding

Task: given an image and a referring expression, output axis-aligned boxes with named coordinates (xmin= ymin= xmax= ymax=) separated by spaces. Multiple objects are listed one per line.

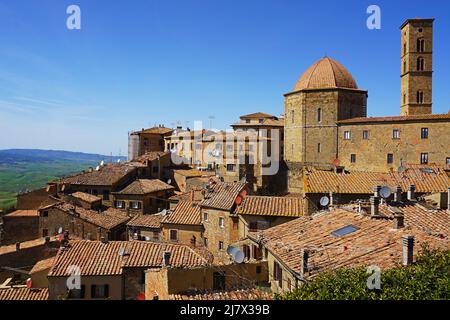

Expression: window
xmin=317 ymin=143 xmax=321 ymax=153
xmin=256 ymin=266 xmax=262 ymax=274
xmin=42 ymin=229 xmax=48 ymax=237
xmin=203 ymin=212 xmax=208 ymax=221
xmin=417 ymin=91 xmax=424 ymax=104
xmin=350 ymin=154 xmax=356 ymax=163
xmin=291 ymin=110 xmax=295 ymax=123
xmin=115 ymin=201 xmax=125 ymax=209
xmin=287 ymin=278 xmax=292 ymax=291
xmin=226 ymin=145 xmax=233 ymax=152
xmin=317 ymin=108 xmax=322 ymax=122
xmin=152 ymin=231 xmax=159 ymax=241
xmin=203 ymin=237 xmax=208 ymax=248
xmin=446 ymin=158 xmax=450 ymax=166
xmin=421 ymin=128 xmax=429 ymax=139
xmin=420 ymin=153 xmax=429 ymax=165
xmin=143 ymin=138 xmax=148 ymax=146
xmin=42 ymin=211 xmax=49 ymax=217
xmin=362 ymin=130 xmax=369 ymax=140
xmin=273 ymin=261 xmax=283 ymax=288
xmin=344 ymin=131 xmax=351 ymax=140
xmin=417 ymin=38 xmax=425 ymax=52
xmin=169 ymin=230 xmax=178 ymax=242
xmin=226 ymin=164 xmax=235 ymax=172
xmin=417 ymin=57 xmax=424 ymax=71
xmin=68 ymin=285 xmax=85 ymax=299
xmin=403 ymin=60 xmax=406 ymax=73
xmin=331 ymin=225 xmax=359 ymax=237
xmin=259 ymin=118 xmax=264 ymax=123
xmin=387 ymin=153 xmax=394 ymax=164
xmin=219 ymin=241 xmax=224 ymax=250
xmin=403 ymin=42 xmax=407 ymax=55
xmin=246 ymin=119 xmax=251 ymax=124
xmin=102 ymin=190 xmax=110 ymax=201
xmin=403 ymin=93 xmax=406 ymax=104
xmin=130 ymin=201 xmax=141 ymax=209
xmin=219 ymin=217 xmax=225 ymax=228
xmin=91 ymin=285 xmax=109 ymax=299
xmin=393 ymin=129 xmax=400 ymax=139
xmin=248 ymin=144 xmax=254 ymax=152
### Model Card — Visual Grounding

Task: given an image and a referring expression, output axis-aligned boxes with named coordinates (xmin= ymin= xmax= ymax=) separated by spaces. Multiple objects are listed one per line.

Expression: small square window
xmin=331 ymin=225 xmax=359 ymax=237
xmin=350 ymin=154 xmax=356 ymax=163
xmin=226 ymin=164 xmax=235 ymax=172
xmin=219 ymin=217 xmax=225 ymax=228
xmin=393 ymin=129 xmax=400 ymax=139
xmin=219 ymin=241 xmax=224 ymax=250
xmin=42 ymin=211 xmax=49 ymax=217
xmin=420 ymin=153 xmax=429 ymax=165
xmin=387 ymin=153 xmax=394 ymax=164
xmin=170 ymin=230 xmax=178 ymax=242
xmin=203 ymin=212 xmax=208 ymax=222
xmin=446 ymin=158 xmax=450 ymax=166
xmin=204 ymin=237 xmax=208 ymax=248
xmin=421 ymin=128 xmax=428 ymax=139
xmin=317 ymin=143 xmax=321 ymax=153
xmin=344 ymin=131 xmax=351 ymax=140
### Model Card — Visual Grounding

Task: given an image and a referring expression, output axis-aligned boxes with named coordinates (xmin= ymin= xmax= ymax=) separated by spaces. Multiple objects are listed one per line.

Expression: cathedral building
xmin=285 ymin=18 xmax=450 ymax=193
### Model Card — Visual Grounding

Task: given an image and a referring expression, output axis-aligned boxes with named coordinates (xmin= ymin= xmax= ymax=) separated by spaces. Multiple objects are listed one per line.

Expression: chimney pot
xmin=407 ymin=185 xmax=416 ymax=201
xmin=329 ymin=192 xmax=335 ymax=207
xmin=370 ymin=196 xmax=380 ymax=217
xmin=402 ymin=235 xmax=415 ymax=266
xmin=394 ymin=186 xmax=403 ymax=202
xmin=373 ymin=186 xmax=381 ymax=198
xmin=163 ymin=251 xmax=171 ymax=266
xmin=301 ymin=249 xmax=309 ymax=276
xmin=15 ymin=242 xmax=20 ymax=252
xmin=394 ymin=213 xmax=405 ymax=229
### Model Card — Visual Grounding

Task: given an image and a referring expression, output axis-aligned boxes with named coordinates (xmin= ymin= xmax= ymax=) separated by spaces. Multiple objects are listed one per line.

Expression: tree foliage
xmin=277 ymin=247 xmax=450 ymax=300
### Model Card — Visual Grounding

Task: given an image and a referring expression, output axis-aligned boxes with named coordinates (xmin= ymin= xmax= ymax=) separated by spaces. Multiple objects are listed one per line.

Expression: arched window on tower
xmin=403 ymin=60 xmax=407 ymax=73
xmin=417 ymin=38 xmax=425 ymax=52
xmin=403 ymin=42 xmax=407 ymax=55
xmin=317 ymin=108 xmax=322 ymax=123
xmin=291 ymin=110 xmax=295 ymax=124
xmin=417 ymin=57 xmax=424 ymax=71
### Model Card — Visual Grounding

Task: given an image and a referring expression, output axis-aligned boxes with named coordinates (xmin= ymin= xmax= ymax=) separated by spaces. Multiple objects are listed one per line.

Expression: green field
xmin=0 ymin=161 xmax=96 ymax=211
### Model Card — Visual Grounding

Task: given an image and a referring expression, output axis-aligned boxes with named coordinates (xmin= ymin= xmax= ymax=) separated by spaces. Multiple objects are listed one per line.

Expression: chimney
xmin=407 ymin=185 xmax=416 ymax=201
xmin=402 ymin=235 xmax=415 ymax=266
xmin=447 ymin=187 xmax=450 ymax=212
xmin=370 ymin=196 xmax=380 ymax=217
xmin=394 ymin=213 xmax=405 ymax=229
xmin=15 ymin=242 xmax=20 ymax=252
xmin=373 ymin=186 xmax=381 ymax=198
xmin=394 ymin=186 xmax=402 ymax=202
xmin=163 ymin=251 xmax=171 ymax=266
xmin=100 ymin=236 xmax=108 ymax=244
xmin=301 ymin=249 xmax=309 ymax=276
xmin=329 ymin=192 xmax=335 ymax=207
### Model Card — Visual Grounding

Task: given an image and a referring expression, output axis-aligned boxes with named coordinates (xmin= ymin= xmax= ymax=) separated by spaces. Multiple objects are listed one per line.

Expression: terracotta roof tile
xmin=162 ymin=201 xmax=202 ymax=225
xmin=4 ymin=210 xmax=39 ymax=217
xmin=139 ymin=127 xmax=173 ymax=135
xmin=0 ymin=287 xmax=48 ymax=300
xmin=54 ymin=203 xmax=131 ymax=230
xmin=251 ymin=208 xmax=449 ymax=278
xmin=294 ymin=57 xmax=358 ymax=91
xmin=304 ymin=165 xmax=449 ymax=194
xmin=236 ymin=196 xmax=304 ymax=217
xmin=127 ymin=151 xmax=171 ymax=168
xmin=127 ymin=214 xmax=163 ymax=229
xmin=114 ymin=179 xmax=174 ymax=195
xmin=71 ymin=192 xmax=101 ymax=204
xmin=30 ymin=257 xmax=56 ymax=274
xmin=200 ymin=182 xmax=247 ymax=211
xmin=338 ymin=113 xmax=450 ymax=124
xmin=59 ymin=164 xmax=136 ymax=187
xmin=48 ymin=240 xmax=210 ymax=276
xmin=240 ymin=112 xmax=277 ymax=119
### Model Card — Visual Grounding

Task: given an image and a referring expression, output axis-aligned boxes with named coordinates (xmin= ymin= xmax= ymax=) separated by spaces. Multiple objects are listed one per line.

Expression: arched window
xmin=417 ymin=38 xmax=425 ymax=52
xmin=416 ymin=91 xmax=424 ymax=104
xmin=403 ymin=42 xmax=407 ymax=55
xmin=403 ymin=60 xmax=407 ymax=73
xmin=417 ymin=57 xmax=424 ymax=71
xmin=317 ymin=108 xmax=322 ymax=122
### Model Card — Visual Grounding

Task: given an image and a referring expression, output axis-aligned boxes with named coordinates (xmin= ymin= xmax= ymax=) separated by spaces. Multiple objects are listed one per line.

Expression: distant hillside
xmin=0 ymin=149 xmax=126 ymax=211
xmin=0 ymin=149 xmax=126 ymax=164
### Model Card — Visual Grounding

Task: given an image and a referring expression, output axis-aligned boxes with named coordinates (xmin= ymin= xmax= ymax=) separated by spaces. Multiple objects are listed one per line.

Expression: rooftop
xmin=293 ymin=57 xmax=359 ymax=92
xmin=127 ymin=151 xmax=171 ymax=168
xmin=70 ymin=192 xmax=101 ymax=204
xmin=126 ymin=214 xmax=164 ymax=229
xmin=200 ymin=182 xmax=247 ymax=211
xmin=48 ymin=240 xmax=210 ymax=277
xmin=170 ymin=287 xmax=273 ymax=300
xmin=240 ymin=112 xmax=277 ymax=119
xmin=114 ymin=179 xmax=174 ymax=195
xmin=338 ymin=113 xmax=450 ymax=124
xmin=138 ymin=126 xmax=173 ymax=135
xmin=52 ymin=203 xmax=131 ymax=230
xmin=236 ymin=196 xmax=304 ymax=218
xmin=0 ymin=287 xmax=48 ymax=300
xmin=58 ymin=164 xmax=136 ymax=187
xmin=30 ymin=257 xmax=56 ymax=274
xmin=162 ymin=200 xmax=202 ymax=226
xmin=4 ymin=210 xmax=39 ymax=217
xmin=250 ymin=207 xmax=449 ymax=279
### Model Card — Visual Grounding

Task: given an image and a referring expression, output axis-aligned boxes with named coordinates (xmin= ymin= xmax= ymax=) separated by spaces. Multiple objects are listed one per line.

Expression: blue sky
xmin=0 ymin=0 xmax=449 ymax=155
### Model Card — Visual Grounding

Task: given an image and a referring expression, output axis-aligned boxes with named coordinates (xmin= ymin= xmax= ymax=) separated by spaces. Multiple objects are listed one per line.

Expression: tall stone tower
xmin=284 ymin=57 xmax=367 ymax=193
xmin=400 ymin=19 xmax=434 ymax=116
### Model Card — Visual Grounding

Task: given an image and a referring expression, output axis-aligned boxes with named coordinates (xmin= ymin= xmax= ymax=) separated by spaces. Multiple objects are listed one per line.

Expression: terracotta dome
xmin=293 ymin=57 xmax=358 ymax=91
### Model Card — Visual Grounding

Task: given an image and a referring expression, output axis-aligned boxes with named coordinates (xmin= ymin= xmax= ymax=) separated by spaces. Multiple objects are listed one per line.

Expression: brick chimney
xmin=329 ymin=192 xmax=335 ymax=207
xmin=402 ymin=235 xmax=414 ymax=266
xmin=394 ymin=186 xmax=402 ymax=202
xmin=370 ymin=196 xmax=380 ymax=217
xmin=301 ymin=249 xmax=309 ymax=277
xmin=163 ymin=251 xmax=171 ymax=266
xmin=394 ymin=213 xmax=405 ymax=229
xmin=407 ymin=185 xmax=416 ymax=201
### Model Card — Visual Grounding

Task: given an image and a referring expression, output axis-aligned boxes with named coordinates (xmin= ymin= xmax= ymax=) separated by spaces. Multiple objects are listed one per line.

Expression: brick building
xmin=128 ymin=126 xmax=173 ymax=160
xmin=126 ymin=214 xmax=164 ymax=241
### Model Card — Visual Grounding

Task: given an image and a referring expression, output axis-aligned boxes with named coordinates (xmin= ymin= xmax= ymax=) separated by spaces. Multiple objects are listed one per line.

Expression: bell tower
xmin=400 ymin=18 xmax=434 ymax=116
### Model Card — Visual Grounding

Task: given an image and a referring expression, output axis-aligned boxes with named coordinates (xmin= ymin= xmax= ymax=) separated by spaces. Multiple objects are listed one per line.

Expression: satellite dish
xmin=117 ymin=159 xmax=121 ymax=163
xmin=227 ymin=246 xmax=245 ymax=264
xmin=100 ymin=160 xmax=105 ymax=166
xmin=320 ymin=196 xmax=330 ymax=207
xmin=118 ymin=248 xmax=125 ymax=256
xmin=95 ymin=166 xmax=100 ymax=171
xmin=58 ymin=227 xmax=63 ymax=234
xmin=379 ymin=186 xmax=392 ymax=199
xmin=167 ymin=179 xmax=172 ymax=185
xmin=160 ymin=209 xmax=168 ymax=216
